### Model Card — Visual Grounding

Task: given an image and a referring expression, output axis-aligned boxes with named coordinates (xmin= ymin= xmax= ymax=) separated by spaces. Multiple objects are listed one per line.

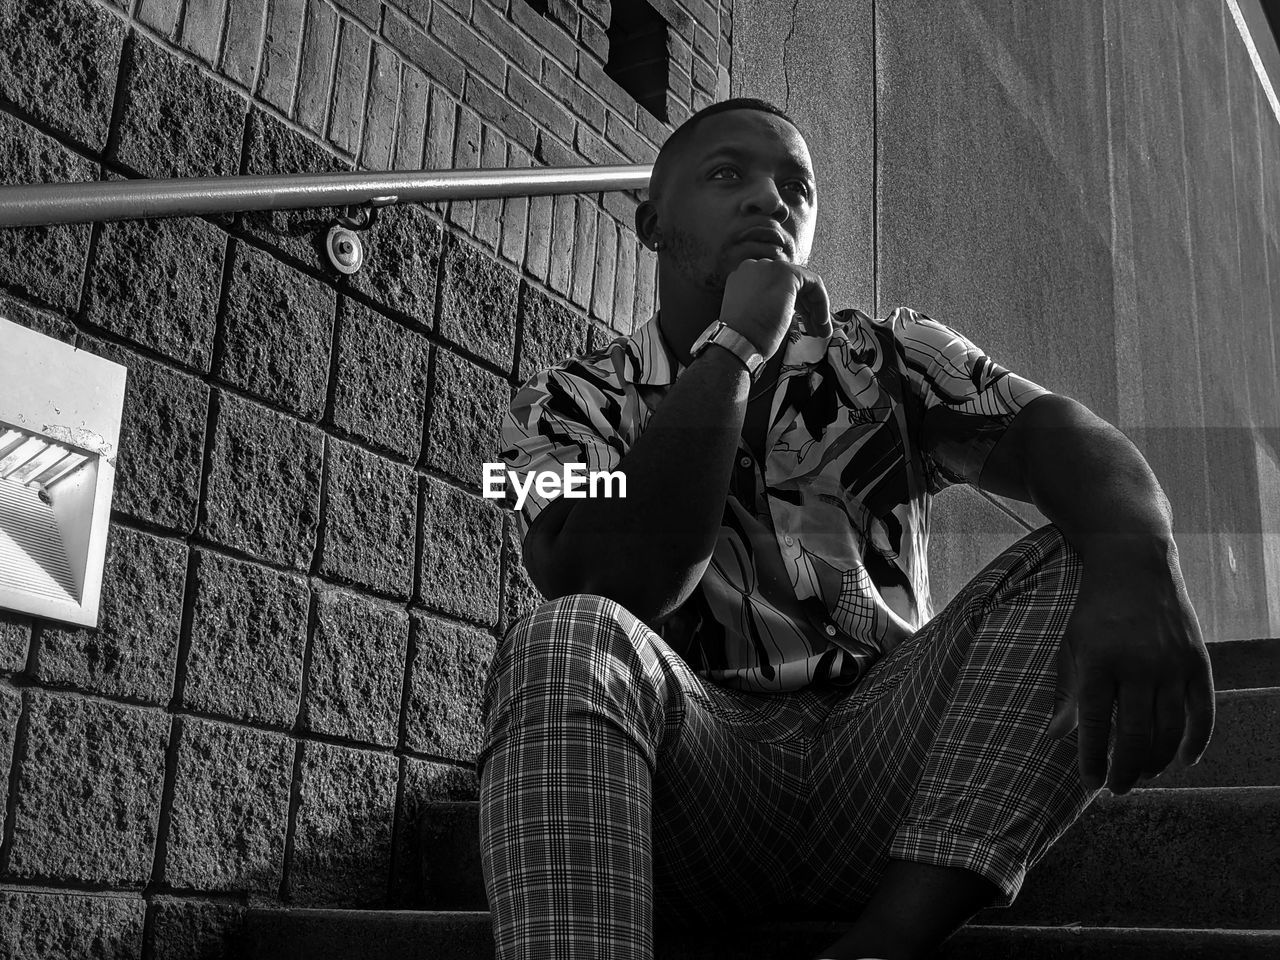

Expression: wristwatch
xmin=689 ymin=320 xmax=766 ymax=380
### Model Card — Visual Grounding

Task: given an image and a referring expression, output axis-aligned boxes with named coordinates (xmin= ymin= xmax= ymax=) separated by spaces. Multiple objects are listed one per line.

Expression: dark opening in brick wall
xmin=521 ymin=0 xmax=550 ymax=16
xmin=605 ymin=0 xmax=670 ymax=122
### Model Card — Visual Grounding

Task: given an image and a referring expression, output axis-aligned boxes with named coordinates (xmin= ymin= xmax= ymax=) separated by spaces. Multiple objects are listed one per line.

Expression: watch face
xmin=691 ymin=321 xmax=723 ymax=355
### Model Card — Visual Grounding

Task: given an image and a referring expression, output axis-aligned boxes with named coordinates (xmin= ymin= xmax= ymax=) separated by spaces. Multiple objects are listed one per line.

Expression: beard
xmin=661 ymin=222 xmax=808 ymax=292
xmin=660 ymin=224 xmax=732 ymax=291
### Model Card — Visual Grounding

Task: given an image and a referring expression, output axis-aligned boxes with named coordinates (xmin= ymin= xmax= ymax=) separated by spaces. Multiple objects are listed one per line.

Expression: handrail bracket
xmin=326 ymin=195 xmax=396 ymax=276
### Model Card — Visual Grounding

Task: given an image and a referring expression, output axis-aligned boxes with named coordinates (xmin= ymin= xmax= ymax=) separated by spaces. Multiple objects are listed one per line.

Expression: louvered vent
xmin=0 ymin=317 xmax=125 ymax=626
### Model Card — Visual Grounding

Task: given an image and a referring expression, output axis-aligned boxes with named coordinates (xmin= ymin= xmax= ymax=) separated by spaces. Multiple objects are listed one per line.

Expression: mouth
xmin=735 ymin=228 xmax=792 ymax=256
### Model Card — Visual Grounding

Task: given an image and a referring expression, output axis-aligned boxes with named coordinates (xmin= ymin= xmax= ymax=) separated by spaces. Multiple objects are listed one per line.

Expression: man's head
xmin=636 ymin=98 xmax=817 ymax=292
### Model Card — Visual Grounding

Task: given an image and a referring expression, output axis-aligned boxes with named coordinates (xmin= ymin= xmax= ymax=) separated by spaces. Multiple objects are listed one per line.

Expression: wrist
xmin=690 ymin=339 xmax=754 ymax=386
xmin=689 ymin=319 xmax=765 ymax=380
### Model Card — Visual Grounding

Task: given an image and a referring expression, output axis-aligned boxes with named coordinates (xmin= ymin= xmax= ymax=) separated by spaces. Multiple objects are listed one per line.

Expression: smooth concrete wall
xmin=729 ymin=0 xmax=875 ymax=312
xmin=734 ymin=0 xmax=1280 ymax=641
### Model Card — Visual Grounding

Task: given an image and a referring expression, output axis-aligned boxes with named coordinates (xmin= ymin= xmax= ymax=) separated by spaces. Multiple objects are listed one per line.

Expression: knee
xmin=1032 ymin=523 xmax=1080 ymax=563
xmin=506 ymin=592 xmax=640 ymax=656
xmin=999 ymin=523 xmax=1083 ymax=596
xmin=493 ymin=593 xmax=656 ymax=701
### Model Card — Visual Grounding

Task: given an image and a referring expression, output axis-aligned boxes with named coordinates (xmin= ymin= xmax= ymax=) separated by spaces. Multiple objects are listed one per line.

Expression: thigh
xmin=649 ymin=646 xmax=838 ymax=927
xmin=789 ymin=616 xmax=961 ymax=911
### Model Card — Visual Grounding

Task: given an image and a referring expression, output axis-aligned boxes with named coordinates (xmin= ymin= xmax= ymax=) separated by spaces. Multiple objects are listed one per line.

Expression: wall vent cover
xmin=0 ymin=317 xmax=126 ymax=626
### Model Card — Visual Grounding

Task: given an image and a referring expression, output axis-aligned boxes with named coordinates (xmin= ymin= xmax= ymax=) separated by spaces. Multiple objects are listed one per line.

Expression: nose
xmin=741 ymin=176 xmax=790 ymax=221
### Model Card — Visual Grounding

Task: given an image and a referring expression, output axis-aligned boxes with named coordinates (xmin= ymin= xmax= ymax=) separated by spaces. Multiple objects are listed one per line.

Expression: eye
xmin=709 ymin=165 xmax=741 ymax=180
xmin=786 ymin=179 xmax=813 ymax=199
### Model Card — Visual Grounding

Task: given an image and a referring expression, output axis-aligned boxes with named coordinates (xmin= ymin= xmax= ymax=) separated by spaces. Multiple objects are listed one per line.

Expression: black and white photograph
xmin=0 ymin=0 xmax=1277 ymax=957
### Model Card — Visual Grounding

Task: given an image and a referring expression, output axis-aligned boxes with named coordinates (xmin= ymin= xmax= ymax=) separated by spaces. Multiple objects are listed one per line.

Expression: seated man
xmin=476 ymin=97 xmax=1214 ymax=960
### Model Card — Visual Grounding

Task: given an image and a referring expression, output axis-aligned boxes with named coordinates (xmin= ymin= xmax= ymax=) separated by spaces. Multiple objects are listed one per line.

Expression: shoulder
xmin=824 ymin=305 xmax=952 ymax=338
xmin=511 ymin=334 xmax=632 ymax=418
xmin=869 ymin=306 xmax=957 ymax=335
xmin=821 ymin=305 xmax=957 ymax=355
xmin=869 ymin=307 xmax=984 ymax=361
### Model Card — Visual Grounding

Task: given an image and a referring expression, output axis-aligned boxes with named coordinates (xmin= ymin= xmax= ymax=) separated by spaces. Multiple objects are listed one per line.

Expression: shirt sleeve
xmin=498 ymin=353 xmax=630 ymax=543
xmin=894 ymin=308 xmax=1054 ymax=494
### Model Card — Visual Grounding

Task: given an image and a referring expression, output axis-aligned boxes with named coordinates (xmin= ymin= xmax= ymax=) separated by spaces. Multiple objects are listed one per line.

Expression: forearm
xmin=1019 ymin=400 xmax=1175 ymax=564
xmin=550 ymin=344 xmax=751 ymax=622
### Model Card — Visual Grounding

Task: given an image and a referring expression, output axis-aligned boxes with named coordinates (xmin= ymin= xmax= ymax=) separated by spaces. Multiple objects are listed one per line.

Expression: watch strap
xmin=691 ymin=321 xmax=765 ymax=380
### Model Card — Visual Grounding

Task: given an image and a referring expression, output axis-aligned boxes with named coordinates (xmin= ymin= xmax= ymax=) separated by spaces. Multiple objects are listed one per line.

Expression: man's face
xmin=653 ymin=109 xmax=817 ymax=291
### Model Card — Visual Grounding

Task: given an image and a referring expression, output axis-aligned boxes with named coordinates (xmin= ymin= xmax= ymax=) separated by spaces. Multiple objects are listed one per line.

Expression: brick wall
xmin=0 ymin=0 xmax=732 ymax=954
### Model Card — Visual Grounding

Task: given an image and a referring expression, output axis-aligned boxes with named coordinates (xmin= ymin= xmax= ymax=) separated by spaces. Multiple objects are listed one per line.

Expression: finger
xmin=795 ymin=270 xmax=832 ymax=338
xmin=1107 ymin=683 xmax=1154 ymax=795
xmin=1143 ymin=681 xmax=1185 ymax=780
xmin=1178 ymin=652 xmax=1216 ymax=766
xmin=1076 ymin=671 xmax=1116 ymax=791
xmin=1045 ymin=640 xmax=1078 ymax=738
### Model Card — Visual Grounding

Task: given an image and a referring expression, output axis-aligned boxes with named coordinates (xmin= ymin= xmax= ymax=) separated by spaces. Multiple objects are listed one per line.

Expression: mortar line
xmin=168 ymin=547 xmax=205 ymax=715
xmin=174 ymin=0 xmax=192 ymax=49
xmin=139 ymin=713 xmax=184 ymax=960
xmin=309 ymin=434 xmax=334 ymax=579
xmin=410 ymin=474 xmax=428 ymax=611
xmin=103 ymin=18 xmax=135 ymax=165
xmin=278 ymin=588 xmax=322 ymax=902
xmin=0 ymin=880 xmax=156 ymax=897
xmin=415 ymin=233 xmax=452 ymax=472
xmin=206 ymin=234 xmax=239 ymax=388
xmin=319 ymin=5 xmax=344 ymax=151
xmin=354 ymin=11 xmax=381 ymax=169
xmin=249 ymin=0 xmax=276 ymax=99
xmin=213 ymin=0 xmax=235 ymax=76
xmin=509 ymin=267 xmax=529 ymax=386
xmin=388 ymin=585 xmax=423 ymax=904
xmin=277 ymin=738 xmax=306 ymax=903
xmin=321 ymin=287 xmax=346 ymax=436
xmin=0 ymin=691 xmax=31 ymax=875
xmin=385 ymin=753 xmax=410 ymax=904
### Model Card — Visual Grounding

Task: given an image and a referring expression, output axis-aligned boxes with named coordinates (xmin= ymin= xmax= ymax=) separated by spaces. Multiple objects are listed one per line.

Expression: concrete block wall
xmin=0 ymin=0 xmax=732 ymax=954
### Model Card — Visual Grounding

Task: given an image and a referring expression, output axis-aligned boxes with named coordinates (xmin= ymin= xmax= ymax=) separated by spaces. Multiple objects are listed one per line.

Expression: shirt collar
xmin=627 ymin=312 xmax=683 ymax=386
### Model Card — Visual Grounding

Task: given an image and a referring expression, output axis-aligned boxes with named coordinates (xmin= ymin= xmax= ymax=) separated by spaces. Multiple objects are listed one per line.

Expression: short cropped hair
xmin=649 ymin=98 xmax=805 ymax=202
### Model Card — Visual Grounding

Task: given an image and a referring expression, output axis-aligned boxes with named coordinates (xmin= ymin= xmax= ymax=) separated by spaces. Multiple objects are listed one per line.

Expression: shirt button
xmin=824 ymin=624 xmax=837 ymax=636
xmin=784 ymin=535 xmax=795 ymax=547
xmin=740 ymin=456 xmax=752 ymax=468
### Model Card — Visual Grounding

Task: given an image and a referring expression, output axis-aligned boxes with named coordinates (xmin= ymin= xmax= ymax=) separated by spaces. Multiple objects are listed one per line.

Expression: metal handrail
xmin=0 ymin=164 xmax=652 ymax=228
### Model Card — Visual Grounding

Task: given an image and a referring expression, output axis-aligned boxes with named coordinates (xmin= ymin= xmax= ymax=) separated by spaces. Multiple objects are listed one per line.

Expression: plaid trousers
xmin=476 ymin=523 xmax=1097 ymax=960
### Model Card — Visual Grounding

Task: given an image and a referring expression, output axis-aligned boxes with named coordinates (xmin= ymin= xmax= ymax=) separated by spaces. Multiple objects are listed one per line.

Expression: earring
xmin=653 ymin=240 xmax=664 ymax=251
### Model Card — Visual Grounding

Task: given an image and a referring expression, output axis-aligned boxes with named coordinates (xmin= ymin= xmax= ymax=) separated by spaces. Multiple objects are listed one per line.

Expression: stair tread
xmin=1206 ymin=637 xmax=1280 ymax=690
xmin=415 ymin=788 xmax=1280 ymax=927
xmin=421 ymin=784 xmax=1280 ymax=806
xmin=243 ymin=909 xmax=1280 ymax=960
xmin=980 ymin=785 xmax=1280 ymax=928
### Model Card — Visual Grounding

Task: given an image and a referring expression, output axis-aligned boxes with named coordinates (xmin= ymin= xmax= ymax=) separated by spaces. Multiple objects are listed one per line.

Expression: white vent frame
xmin=0 ymin=316 xmax=126 ymax=626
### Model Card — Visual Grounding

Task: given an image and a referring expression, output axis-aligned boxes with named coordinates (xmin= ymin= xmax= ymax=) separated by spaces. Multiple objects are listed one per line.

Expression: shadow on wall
xmin=144 ymin=759 xmax=480 ymax=958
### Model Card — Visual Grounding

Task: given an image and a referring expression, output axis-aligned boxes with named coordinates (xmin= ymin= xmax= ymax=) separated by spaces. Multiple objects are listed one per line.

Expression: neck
xmin=655 ymin=267 xmax=727 ymax=367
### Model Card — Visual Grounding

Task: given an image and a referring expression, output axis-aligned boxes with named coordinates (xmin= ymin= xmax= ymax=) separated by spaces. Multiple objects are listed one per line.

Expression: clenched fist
xmin=718 ymin=259 xmax=833 ymax=358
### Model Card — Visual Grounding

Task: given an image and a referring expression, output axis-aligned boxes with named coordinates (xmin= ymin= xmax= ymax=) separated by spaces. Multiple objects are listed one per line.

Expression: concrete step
xmin=1157 ymin=686 xmax=1279 ymax=787
xmin=419 ymin=788 xmax=1280 ymax=928
xmin=980 ymin=787 xmax=1280 ymax=929
xmin=242 ymin=908 xmax=1280 ymax=959
xmin=1208 ymin=637 xmax=1279 ymax=690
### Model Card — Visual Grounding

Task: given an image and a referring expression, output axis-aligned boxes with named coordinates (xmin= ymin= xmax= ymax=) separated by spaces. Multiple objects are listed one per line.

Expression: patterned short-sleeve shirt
xmin=499 ymin=306 xmax=1053 ymax=693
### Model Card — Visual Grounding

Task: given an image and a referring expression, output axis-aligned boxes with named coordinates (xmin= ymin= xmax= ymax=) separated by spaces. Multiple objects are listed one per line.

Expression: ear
xmin=635 ymin=198 xmax=662 ymax=252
